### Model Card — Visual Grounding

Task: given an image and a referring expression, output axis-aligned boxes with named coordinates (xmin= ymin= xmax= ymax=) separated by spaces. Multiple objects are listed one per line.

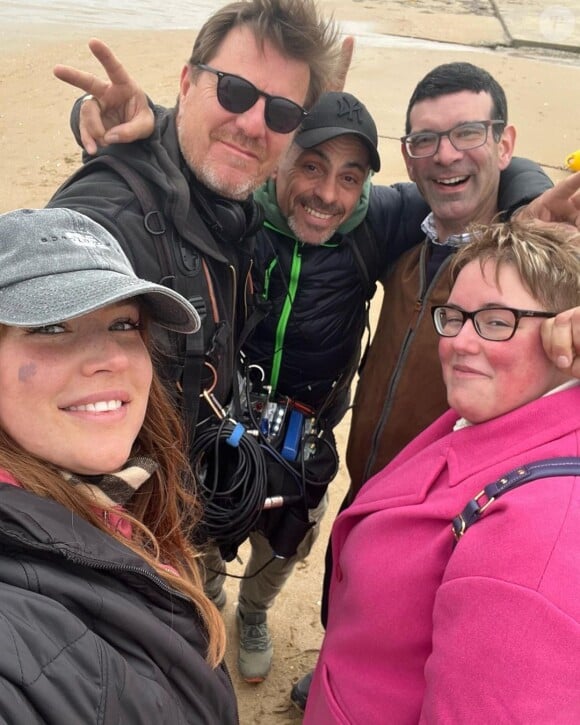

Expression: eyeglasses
xmin=431 ymin=305 xmax=556 ymax=342
xmin=401 ymin=120 xmax=506 ymax=158
xmin=196 ymin=64 xmax=308 ymax=134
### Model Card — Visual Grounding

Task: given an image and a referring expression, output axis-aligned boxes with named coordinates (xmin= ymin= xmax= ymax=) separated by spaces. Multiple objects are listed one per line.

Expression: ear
xmin=497 ymin=124 xmax=516 ymax=171
xmin=179 ymin=64 xmax=193 ymax=100
xmin=401 ymin=142 xmax=415 ymax=181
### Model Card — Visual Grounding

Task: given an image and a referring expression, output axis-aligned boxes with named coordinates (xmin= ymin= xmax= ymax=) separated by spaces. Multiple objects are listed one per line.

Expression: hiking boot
xmin=290 ymin=670 xmax=313 ymax=713
xmin=236 ymin=607 xmax=273 ymax=683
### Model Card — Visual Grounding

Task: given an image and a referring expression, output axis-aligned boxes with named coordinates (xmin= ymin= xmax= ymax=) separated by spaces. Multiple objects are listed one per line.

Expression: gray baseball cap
xmin=0 ymin=208 xmax=200 ymax=333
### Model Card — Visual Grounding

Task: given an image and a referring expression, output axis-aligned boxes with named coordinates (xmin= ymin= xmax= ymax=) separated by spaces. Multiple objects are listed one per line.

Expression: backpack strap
xmin=61 ymin=156 xmax=176 ymax=283
xmin=345 ymin=219 xmax=381 ymax=300
xmin=343 ymin=220 xmax=381 ymax=370
xmin=452 ymin=457 xmax=580 ymax=541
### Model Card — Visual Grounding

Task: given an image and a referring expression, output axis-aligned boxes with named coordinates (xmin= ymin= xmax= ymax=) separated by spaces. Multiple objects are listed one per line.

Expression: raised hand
xmin=542 ymin=307 xmax=580 ymax=379
xmin=517 ymin=171 xmax=580 ymax=230
xmin=53 ymin=38 xmax=155 ymax=154
xmin=327 ymin=36 xmax=355 ymax=93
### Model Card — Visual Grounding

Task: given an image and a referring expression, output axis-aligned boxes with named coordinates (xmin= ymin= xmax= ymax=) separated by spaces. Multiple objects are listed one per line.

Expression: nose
xmin=433 ymin=134 xmax=463 ymax=165
xmin=234 ymin=96 xmax=268 ymax=139
xmin=450 ymin=317 xmax=481 ymax=353
xmin=315 ymin=175 xmax=339 ymax=205
xmin=81 ymin=333 xmax=131 ymax=376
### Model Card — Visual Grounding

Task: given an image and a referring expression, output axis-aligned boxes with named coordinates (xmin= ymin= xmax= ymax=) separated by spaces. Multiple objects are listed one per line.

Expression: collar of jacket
xmin=254 ymin=175 xmax=372 ymax=241
xmin=0 ymin=483 xmax=189 ymax=605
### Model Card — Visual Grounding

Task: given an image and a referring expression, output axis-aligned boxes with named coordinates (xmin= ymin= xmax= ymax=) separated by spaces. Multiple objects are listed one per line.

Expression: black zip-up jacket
xmin=0 ymin=483 xmax=238 ymax=724
xmin=48 ymin=106 xmax=255 ymax=422
xmin=245 ymin=183 xmax=428 ymax=426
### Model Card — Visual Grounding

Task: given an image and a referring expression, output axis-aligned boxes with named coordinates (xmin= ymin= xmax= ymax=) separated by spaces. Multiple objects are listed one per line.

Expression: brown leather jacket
xmin=346 ymin=240 xmax=454 ymax=497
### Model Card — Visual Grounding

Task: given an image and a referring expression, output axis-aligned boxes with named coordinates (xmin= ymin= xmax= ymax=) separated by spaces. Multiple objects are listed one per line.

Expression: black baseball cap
xmin=295 ymin=92 xmax=381 ymax=172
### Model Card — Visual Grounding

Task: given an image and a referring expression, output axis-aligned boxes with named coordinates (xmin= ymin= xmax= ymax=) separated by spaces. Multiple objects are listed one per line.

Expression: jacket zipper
xmin=270 ymin=241 xmax=302 ymax=393
xmin=363 ymin=243 xmax=450 ymax=481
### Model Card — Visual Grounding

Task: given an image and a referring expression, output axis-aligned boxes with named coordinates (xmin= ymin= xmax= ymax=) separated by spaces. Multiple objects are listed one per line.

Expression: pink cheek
xmin=438 ymin=338 xmax=451 ymax=365
xmin=18 ymin=363 xmax=37 ymax=382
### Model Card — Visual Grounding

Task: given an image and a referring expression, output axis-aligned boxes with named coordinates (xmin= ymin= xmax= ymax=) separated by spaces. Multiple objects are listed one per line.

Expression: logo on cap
xmin=336 ymin=96 xmax=364 ymax=125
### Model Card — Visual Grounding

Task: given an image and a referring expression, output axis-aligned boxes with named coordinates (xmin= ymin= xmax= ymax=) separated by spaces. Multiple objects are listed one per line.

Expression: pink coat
xmin=306 ymin=386 xmax=580 ymax=724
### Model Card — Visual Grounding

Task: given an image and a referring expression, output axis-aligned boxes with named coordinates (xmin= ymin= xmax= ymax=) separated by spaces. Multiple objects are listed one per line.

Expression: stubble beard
xmin=287 ymin=211 xmax=337 ymax=246
xmin=178 ymin=122 xmax=261 ymax=201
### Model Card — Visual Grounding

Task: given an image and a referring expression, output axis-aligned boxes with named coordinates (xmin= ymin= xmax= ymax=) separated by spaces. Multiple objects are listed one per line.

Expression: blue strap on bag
xmin=452 ymin=457 xmax=580 ymax=541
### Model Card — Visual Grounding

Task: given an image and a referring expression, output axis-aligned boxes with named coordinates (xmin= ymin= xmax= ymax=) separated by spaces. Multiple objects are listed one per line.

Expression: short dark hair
xmin=405 ymin=62 xmax=508 ymax=135
xmin=188 ymin=0 xmax=341 ymax=109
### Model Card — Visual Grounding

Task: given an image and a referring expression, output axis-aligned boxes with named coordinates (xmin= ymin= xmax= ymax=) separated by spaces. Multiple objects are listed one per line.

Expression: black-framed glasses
xmin=431 ymin=305 xmax=556 ymax=342
xmin=401 ymin=120 xmax=506 ymax=158
xmin=196 ymin=64 xmax=308 ymax=134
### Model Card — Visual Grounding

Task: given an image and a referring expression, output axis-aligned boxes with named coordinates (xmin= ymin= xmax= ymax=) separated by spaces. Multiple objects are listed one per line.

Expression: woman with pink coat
xmin=306 ymin=220 xmax=580 ymax=724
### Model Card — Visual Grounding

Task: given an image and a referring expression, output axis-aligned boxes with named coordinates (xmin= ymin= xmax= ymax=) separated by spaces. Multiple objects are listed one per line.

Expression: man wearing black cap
xmin=227 ymin=91 xmax=429 ymax=682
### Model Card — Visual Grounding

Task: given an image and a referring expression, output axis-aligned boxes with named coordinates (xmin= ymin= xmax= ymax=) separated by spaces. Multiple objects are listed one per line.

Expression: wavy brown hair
xmin=0 ymin=330 xmax=225 ymax=667
xmin=188 ymin=0 xmax=341 ymax=109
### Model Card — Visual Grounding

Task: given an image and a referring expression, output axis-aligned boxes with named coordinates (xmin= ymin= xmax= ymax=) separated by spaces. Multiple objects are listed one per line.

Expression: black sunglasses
xmin=196 ymin=64 xmax=308 ymax=134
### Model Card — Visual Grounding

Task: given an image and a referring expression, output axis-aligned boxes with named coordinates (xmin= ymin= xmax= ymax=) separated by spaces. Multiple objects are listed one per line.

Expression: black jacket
xmin=245 ymin=182 xmax=428 ymax=425
xmin=0 ymin=483 xmax=237 ymax=724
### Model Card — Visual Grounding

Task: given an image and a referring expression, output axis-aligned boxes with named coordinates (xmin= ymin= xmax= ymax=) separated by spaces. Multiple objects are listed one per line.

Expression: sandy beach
xmin=1 ymin=1 xmax=579 ymax=722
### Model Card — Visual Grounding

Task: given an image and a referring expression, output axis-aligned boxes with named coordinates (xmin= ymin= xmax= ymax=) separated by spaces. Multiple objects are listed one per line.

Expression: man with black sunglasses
xmin=48 ymin=0 xmax=343 ymax=431
xmin=46 ymin=0 xmax=348 ymax=686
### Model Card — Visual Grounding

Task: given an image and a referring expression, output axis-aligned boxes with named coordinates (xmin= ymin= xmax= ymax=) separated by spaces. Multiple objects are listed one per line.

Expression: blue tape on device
xmin=281 ymin=410 xmax=304 ymax=461
xmin=226 ymin=422 xmax=245 ymax=447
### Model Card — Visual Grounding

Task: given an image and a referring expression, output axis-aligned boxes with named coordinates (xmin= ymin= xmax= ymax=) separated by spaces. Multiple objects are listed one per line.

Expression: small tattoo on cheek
xmin=18 ymin=363 xmax=37 ymax=382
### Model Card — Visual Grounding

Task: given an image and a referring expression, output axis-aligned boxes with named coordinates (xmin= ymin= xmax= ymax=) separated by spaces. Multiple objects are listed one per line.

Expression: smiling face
xmin=275 ymin=135 xmax=370 ymax=245
xmin=176 ymin=25 xmax=311 ymax=201
xmin=402 ymin=90 xmax=515 ymax=240
xmin=438 ymin=258 xmax=568 ymax=423
xmin=0 ymin=303 xmax=153 ymax=475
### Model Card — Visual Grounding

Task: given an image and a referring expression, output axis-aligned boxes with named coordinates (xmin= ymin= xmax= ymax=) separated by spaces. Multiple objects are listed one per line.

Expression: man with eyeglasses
xmin=346 ymin=60 xmax=578 ymax=498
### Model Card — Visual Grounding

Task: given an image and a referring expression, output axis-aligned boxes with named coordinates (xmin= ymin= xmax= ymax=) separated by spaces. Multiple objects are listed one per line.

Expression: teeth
xmin=304 ymin=205 xmax=332 ymax=220
xmin=437 ymin=176 xmax=468 ymax=185
xmin=68 ymin=400 xmax=123 ymax=412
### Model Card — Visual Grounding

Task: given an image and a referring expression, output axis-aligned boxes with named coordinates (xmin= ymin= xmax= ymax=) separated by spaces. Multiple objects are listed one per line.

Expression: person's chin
xmin=200 ymin=161 xmax=261 ymax=200
xmin=290 ymin=213 xmax=339 ymax=245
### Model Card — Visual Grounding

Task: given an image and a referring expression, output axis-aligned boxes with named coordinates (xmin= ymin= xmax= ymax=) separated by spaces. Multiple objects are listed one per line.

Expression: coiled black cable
xmin=190 ymin=416 xmax=268 ymax=560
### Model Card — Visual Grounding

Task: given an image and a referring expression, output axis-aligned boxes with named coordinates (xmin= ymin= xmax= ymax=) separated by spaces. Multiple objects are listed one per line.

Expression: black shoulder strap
xmin=345 ymin=219 xmax=381 ymax=300
xmin=59 ymin=156 xmax=176 ymax=284
xmin=452 ymin=457 xmax=580 ymax=541
xmin=344 ymin=220 xmax=381 ymax=372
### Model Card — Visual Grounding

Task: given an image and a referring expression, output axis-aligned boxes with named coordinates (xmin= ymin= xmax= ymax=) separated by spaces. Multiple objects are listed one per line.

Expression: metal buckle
xmin=452 ymin=488 xmax=496 ymax=541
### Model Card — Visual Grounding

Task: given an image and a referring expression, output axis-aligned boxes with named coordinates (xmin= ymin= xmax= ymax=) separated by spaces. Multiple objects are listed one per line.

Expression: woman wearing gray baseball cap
xmin=0 ymin=208 xmax=237 ymax=723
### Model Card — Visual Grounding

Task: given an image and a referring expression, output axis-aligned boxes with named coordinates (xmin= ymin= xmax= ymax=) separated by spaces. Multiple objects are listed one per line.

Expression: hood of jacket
xmin=254 ymin=175 xmax=372 ymax=241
